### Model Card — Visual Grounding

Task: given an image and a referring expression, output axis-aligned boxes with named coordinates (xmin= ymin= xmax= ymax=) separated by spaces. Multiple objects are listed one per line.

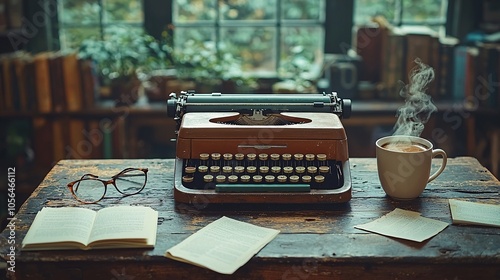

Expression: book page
xmin=22 ymin=207 xmax=96 ymax=248
xmin=449 ymin=199 xmax=500 ymax=227
xmin=165 ymin=216 xmax=280 ymax=275
xmin=354 ymin=208 xmax=448 ymax=242
xmin=88 ymin=206 xmax=158 ymax=245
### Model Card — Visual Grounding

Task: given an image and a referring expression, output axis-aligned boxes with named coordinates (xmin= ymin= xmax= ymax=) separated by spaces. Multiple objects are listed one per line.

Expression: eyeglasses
xmin=67 ymin=168 xmax=148 ymax=204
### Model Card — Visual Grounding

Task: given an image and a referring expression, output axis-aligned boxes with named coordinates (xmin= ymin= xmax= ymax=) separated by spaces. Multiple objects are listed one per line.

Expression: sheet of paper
xmin=165 ymin=216 xmax=280 ymax=274
xmin=449 ymin=199 xmax=500 ymax=228
xmin=354 ymin=208 xmax=448 ymax=242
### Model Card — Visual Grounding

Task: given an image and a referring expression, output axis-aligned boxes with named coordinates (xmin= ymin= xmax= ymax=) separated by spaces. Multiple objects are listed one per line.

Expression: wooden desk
xmin=1 ymin=158 xmax=499 ymax=279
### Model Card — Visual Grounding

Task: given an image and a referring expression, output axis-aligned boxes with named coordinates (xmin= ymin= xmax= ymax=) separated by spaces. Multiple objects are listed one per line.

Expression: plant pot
xmin=111 ymin=75 xmax=141 ymax=106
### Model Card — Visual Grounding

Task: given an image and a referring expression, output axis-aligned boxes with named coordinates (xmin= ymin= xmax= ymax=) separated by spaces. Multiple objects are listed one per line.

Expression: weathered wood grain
xmin=1 ymin=157 xmax=499 ymax=279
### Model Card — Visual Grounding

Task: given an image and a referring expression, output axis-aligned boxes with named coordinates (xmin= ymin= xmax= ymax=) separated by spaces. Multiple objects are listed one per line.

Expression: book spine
xmin=63 ymin=53 xmax=84 ymax=111
xmin=34 ymin=53 xmax=52 ymax=113
xmin=452 ymin=46 xmax=468 ymax=102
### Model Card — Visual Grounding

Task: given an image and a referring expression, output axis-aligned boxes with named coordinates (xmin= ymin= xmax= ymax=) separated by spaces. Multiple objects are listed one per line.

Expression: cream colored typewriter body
xmin=167 ymin=91 xmax=352 ymax=204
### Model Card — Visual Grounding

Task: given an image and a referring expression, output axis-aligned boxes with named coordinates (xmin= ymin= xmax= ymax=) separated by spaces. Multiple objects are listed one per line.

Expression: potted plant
xmin=174 ymin=39 xmax=257 ymax=93
xmin=78 ymin=25 xmax=174 ymax=105
xmin=273 ymin=46 xmax=319 ymax=93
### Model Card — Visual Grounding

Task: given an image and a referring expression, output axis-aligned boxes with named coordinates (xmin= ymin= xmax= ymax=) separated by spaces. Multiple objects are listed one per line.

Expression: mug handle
xmin=428 ymin=149 xmax=447 ymax=182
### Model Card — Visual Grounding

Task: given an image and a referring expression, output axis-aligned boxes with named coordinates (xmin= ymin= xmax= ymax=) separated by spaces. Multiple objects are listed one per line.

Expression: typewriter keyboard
xmin=180 ymin=153 xmax=344 ymax=192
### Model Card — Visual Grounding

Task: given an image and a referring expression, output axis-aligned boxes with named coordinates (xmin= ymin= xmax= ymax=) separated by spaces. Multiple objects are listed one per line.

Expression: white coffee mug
xmin=376 ymin=135 xmax=447 ymax=200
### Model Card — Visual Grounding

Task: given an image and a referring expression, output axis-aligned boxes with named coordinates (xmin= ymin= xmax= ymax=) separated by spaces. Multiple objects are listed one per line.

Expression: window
xmin=173 ymin=0 xmax=325 ymax=77
xmin=58 ymin=0 xmax=143 ymax=50
xmin=354 ymin=0 xmax=448 ymax=32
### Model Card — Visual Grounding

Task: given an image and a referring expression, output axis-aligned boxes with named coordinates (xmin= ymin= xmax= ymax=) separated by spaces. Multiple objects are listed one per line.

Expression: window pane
xmin=401 ymin=0 xmax=446 ymax=23
xmin=173 ymin=27 xmax=215 ymax=50
xmin=174 ymin=0 xmax=216 ymax=22
xmin=282 ymin=0 xmax=324 ymax=20
xmin=60 ymin=28 xmax=101 ymax=50
xmin=354 ymin=0 xmax=397 ymax=25
xmin=103 ymin=0 xmax=143 ymax=23
xmin=221 ymin=27 xmax=276 ymax=74
xmin=59 ymin=0 xmax=100 ymax=25
xmin=280 ymin=27 xmax=324 ymax=77
xmin=220 ymin=0 xmax=276 ymax=21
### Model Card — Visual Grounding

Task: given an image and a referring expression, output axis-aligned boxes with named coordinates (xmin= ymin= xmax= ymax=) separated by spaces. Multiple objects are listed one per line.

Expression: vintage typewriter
xmin=167 ymin=91 xmax=352 ymax=204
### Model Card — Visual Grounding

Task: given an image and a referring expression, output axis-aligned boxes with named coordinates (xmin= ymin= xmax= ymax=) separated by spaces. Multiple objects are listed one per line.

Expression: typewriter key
xmin=283 ymin=166 xmax=293 ymax=174
xmin=184 ymin=166 xmax=196 ymax=174
xmin=265 ymin=175 xmax=275 ymax=183
xmin=294 ymin=153 xmax=304 ymax=161
xmin=253 ymin=175 xmax=263 ymax=183
xmin=317 ymin=154 xmax=327 ymax=161
xmin=247 ymin=153 xmax=257 ymax=161
xmin=259 ymin=166 xmax=269 ymax=174
xmin=295 ymin=166 xmax=305 ymax=174
xmin=302 ymin=175 xmax=312 ymax=183
xmin=235 ymin=153 xmax=245 ymax=161
xmin=210 ymin=166 xmax=220 ymax=173
xmin=289 ymin=175 xmax=300 ymax=183
xmin=314 ymin=175 xmax=325 ymax=183
xmin=199 ymin=153 xmax=210 ymax=161
xmin=211 ymin=153 xmax=221 ymax=160
xmin=270 ymin=154 xmax=280 ymax=161
xmin=277 ymin=175 xmax=287 ymax=183
xmin=228 ymin=175 xmax=238 ymax=183
xmin=282 ymin=153 xmax=292 ymax=161
xmin=307 ymin=166 xmax=318 ymax=174
xmin=216 ymin=175 xmax=226 ymax=183
xmin=203 ymin=174 xmax=214 ymax=183
xmin=240 ymin=175 xmax=250 ymax=182
xmin=259 ymin=153 xmax=268 ymax=161
xmin=198 ymin=165 xmax=208 ymax=173
xmin=222 ymin=166 xmax=233 ymax=173
xmin=247 ymin=166 xmax=257 ymax=173
xmin=234 ymin=166 xmax=245 ymax=173
xmin=271 ymin=166 xmax=281 ymax=174
xmin=305 ymin=154 xmax=315 ymax=161
xmin=223 ymin=153 xmax=233 ymax=161
xmin=319 ymin=166 xmax=330 ymax=173
xmin=182 ymin=176 xmax=194 ymax=183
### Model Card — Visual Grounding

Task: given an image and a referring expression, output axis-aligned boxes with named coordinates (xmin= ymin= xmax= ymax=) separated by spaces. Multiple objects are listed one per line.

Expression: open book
xmin=22 ymin=206 xmax=158 ymax=251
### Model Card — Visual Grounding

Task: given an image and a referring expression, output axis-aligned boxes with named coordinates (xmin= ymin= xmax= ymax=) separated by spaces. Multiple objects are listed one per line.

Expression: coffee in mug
xmin=376 ymin=135 xmax=447 ymax=200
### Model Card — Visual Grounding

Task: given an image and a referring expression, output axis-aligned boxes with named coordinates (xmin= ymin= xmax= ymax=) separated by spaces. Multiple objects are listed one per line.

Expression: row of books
xmin=356 ymin=23 xmax=459 ymax=101
xmin=0 ymin=51 xmax=99 ymax=113
xmin=453 ymin=42 xmax=500 ymax=109
xmin=32 ymin=116 xmax=125 ymax=170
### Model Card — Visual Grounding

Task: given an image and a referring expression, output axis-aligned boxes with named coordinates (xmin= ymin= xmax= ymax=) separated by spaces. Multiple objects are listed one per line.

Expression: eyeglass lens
xmin=115 ymin=169 xmax=147 ymax=194
xmin=73 ymin=179 xmax=106 ymax=203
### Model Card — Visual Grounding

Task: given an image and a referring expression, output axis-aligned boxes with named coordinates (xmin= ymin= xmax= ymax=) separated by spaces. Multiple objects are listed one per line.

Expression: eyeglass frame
xmin=67 ymin=168 xmax=148 ymax=204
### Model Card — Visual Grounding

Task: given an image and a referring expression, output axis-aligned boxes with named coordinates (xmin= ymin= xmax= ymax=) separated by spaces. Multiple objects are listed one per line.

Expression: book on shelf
xmin=22 ymin=206 xmax=158 ymax=251
xmin=62 ymin=52 xmax=84 ymax=111
xmin=48 ymin=52 xmax=67 ymax=112
xmin=33 ymin=52 xmax=53 ymax=113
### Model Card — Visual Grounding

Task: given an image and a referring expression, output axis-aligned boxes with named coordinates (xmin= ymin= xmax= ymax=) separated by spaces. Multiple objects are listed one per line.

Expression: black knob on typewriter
xmin=167 ymin=93 xmax=178 ymax=118
xmin=342 ymin=99 xmax=351 ymax=119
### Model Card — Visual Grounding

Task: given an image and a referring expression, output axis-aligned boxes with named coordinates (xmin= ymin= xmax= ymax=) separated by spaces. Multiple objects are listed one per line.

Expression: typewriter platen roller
xmin=167 ymin=91 xmax=352 ymax=205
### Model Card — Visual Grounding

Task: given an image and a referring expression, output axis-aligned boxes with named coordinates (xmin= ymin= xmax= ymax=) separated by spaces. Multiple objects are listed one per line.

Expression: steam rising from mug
xmin=393 ymin=59 xmax=437 ymax=137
